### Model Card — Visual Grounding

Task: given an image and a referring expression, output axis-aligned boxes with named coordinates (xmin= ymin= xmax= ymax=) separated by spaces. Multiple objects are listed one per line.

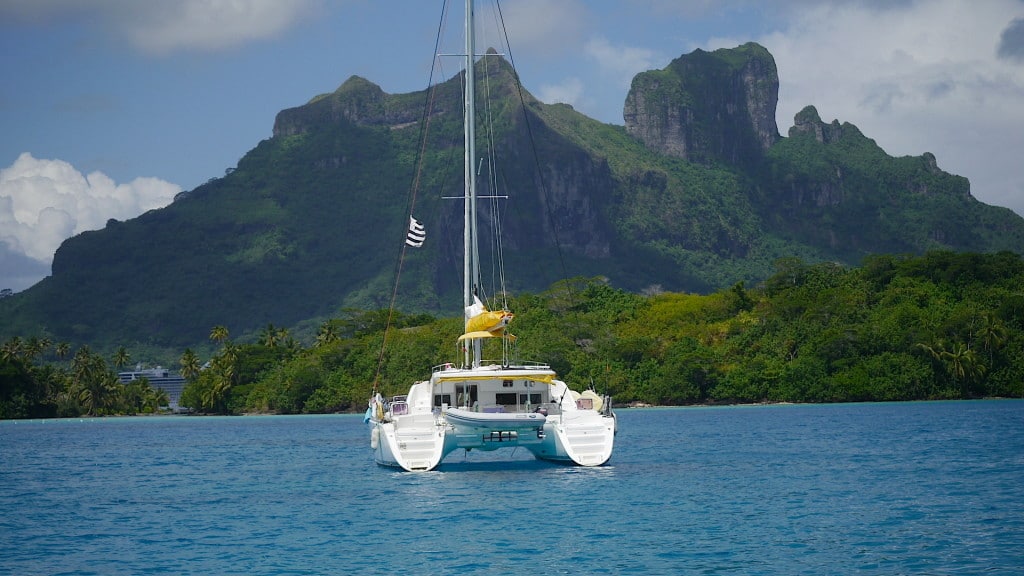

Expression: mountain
xmin=3 ymin=43 xmax=1023 ymax=358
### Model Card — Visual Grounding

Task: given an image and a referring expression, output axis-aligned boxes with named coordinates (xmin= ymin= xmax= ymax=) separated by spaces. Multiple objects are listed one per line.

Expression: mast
xmin=463 ymin=0 xmax=481 ymax=368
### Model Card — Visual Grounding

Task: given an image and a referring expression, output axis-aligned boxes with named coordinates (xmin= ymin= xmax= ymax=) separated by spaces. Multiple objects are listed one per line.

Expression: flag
xmin=406 ymin=216 xmax=426 ymax=247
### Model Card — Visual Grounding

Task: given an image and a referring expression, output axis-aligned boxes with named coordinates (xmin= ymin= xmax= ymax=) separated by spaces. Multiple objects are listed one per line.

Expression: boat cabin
xmin=432 ymin=377 xmax=552 ymax=414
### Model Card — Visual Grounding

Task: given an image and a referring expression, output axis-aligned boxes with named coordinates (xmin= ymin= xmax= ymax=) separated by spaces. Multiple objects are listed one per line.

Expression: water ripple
xmin=1 ymin=402 xmax=1022 ymax=574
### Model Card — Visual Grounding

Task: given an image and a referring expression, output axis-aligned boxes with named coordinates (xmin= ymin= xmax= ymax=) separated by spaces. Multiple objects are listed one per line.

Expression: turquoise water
xmin=2 ymin=400 xmax=1022 ymax=574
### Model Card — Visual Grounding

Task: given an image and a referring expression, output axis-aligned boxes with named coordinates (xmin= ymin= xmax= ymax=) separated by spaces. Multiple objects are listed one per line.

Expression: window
xmin=455 ymin=384 xmax=478 ymax=407
xmin=495 ymin=393 xmax=517 ymax=406
xmin=519 ymin=393 xmax=542 ymax=405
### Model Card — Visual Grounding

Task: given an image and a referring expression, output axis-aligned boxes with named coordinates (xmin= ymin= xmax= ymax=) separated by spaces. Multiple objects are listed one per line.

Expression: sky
xmin=2 ymin=0 xmax=1023 ymax=293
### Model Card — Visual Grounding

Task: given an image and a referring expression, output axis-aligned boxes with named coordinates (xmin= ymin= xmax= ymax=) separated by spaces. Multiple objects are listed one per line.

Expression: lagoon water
xmin=2 ymin=400 xmax=1022 ymax=575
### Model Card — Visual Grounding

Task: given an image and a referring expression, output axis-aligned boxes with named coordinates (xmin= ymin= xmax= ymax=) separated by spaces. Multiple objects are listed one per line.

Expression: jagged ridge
xmin=2 ymin=43 xmax=1023 ymax=357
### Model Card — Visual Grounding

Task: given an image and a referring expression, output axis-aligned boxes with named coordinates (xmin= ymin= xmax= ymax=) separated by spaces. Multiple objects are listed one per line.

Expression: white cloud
xmin=0 ymin=153 xmax=180 ymax=289
xmin=537 ymin=77 xmax=585 ymax=108
xmin=121 ymin=0 xmax=318 ymax=54
xmin=490 ymin=0 xmax=588 ymax=55
xmin=0 ymin=0 xmax=319 ymax=53
xmin=585 ymin=37 xmax=660 ymax=89
xmin=754 ymin=0 xmax=1024 ymax=215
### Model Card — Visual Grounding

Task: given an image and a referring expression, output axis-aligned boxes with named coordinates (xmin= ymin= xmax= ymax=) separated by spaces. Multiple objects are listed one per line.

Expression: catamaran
xmin=366 ymin=0 xmax=616 ymax=471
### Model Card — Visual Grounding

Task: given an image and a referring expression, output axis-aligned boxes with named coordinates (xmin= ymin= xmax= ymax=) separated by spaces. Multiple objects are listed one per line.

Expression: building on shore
xmin=118 ymin=366 xmax=187 ymax=411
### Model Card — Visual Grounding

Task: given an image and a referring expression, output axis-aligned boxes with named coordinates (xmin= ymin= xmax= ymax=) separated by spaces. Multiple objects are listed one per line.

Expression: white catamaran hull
xmin=373 ymin=420 xmax=447 ymax=472
xmin=370 ymin=367 xmax=615 ymax=471
xmin=372 ymin=415 xmax=615 ymax=471
xmin=366 ymin=0 xmax=616 ymax=472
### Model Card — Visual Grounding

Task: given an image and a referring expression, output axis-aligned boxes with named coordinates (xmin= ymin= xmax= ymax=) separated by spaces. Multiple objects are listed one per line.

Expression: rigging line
xmin=494 ymin=0 xmax=570 ymax=282
xmin=479 ymin=47 xmax=503 ymax=312
xmin=495 ymin=0 xmax=586 ymax=338
xmin=479 ymin=1 xmax=510 ymax=311
xmin=372 ymin=0 xmax=452 ymax=393
xmin=483 ymin=54 xmax=509 ymax=312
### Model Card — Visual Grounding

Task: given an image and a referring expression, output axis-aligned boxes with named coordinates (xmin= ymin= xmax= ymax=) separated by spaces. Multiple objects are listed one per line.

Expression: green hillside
xmin=2 ymin=44 xmax=1023 ymax=362
xmin=5 ymin=251 xmax=1022 ymax=418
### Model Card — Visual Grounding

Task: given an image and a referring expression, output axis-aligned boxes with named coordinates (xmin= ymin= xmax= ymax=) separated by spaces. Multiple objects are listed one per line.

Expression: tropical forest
xmin=3 ymin=250 xmax=1022 ymax=419
xmin=4 ymin=44 xmax=1024 ymax=418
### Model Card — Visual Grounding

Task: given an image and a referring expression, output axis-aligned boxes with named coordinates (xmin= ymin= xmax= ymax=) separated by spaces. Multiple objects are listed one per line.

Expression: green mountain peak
xmin=2 ymin=43 xmax=1023 ymax=359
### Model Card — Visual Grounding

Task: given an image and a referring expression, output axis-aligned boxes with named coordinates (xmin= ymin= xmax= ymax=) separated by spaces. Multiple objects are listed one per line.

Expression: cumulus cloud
xmin=120 ymin=0 xmax=318 ymax=54
xmin=753 ymin=0 xmax=1024 ymax=214
xmin=585 ymin=37 xmax=660 ymax=89
xmin=998 ymin=17 xmax=1024 ymax=63
xmin=537 ymin=77 xmax=585 ymax=108
xmin=0 ymin=0 xmax=318 ymax=53
xmin=493 ymin=0 xmax=588 ymax=55
xmin=0 ymin=153 xmax=180 ymax=290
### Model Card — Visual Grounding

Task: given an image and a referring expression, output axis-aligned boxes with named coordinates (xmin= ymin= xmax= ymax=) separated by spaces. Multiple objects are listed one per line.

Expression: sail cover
xmin=464 ymin=295 xmax=513 ymax=336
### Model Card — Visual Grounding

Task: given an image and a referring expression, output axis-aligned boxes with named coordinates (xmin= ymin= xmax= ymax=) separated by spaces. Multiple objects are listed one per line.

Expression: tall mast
xmin=463 ymin=0 xmax=480 ymax=367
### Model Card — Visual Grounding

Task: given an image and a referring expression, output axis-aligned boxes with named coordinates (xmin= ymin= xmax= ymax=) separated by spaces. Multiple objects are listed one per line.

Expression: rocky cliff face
xmin=273 ymin=76 xmax=438 ymax=137
xmin=624 ymin=42 xmax=780 ymax=166
xmin=788 ymin=104 xmax=973 ymax=201
xmin=276 ymin=55 xmax=613 ymax=268
xmin=789 ymin=105 xmax=849 ymax=145
xmin=767 ymin=104 xmax=990 ymax=255
xmin=7 ymin=43 xmax=1024 ymax=354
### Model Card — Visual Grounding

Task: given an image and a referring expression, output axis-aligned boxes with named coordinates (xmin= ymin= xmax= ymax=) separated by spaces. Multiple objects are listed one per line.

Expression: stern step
xmin=563 ymin=422 xmax=613 ymax=464
xmin=395 ymin=429 xmax=441 ymax=471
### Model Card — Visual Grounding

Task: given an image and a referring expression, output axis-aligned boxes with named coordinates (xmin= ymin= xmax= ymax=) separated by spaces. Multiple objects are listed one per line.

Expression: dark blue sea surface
xmin=2 ymin=400 xmax=1022 ymax=575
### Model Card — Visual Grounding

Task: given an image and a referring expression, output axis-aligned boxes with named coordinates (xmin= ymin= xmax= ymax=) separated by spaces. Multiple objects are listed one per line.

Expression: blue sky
xmin=2 ymin=0 xmax=1024 ymax=292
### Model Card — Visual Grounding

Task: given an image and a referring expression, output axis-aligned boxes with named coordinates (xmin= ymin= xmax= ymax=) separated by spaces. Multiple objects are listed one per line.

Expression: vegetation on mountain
xmin=176 ymin=250 xmax=1024 ymax=412
xmin=5 ymin=250 xmax=1023 ymax=418
xmin=2 ymin=43 xmax=1024 ymax=372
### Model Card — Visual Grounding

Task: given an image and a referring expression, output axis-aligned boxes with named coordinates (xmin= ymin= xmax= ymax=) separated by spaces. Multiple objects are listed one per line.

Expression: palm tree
xmin=203 ymin=348 xmax=237 ymax=413
xmin=943 ymin=343 xmax=985 ymax=397
xmin=75 ymin=370 xmax=117 ymax=416
xmin=24 ymin=336 xmax=42 ymax=362
xmin=260 ymin=319 xmax=284 ymax=348
xmin=112 ymin=346 xmax=131 ymax=370
xmin=119 ymin=379 xmax=147 ymax=413
xmin=1 ymin=336 xmax=23 ymax=362
xmin=919 ymin=340 xmax=986 ymax=397
xmin=70 ymin=346 xmax=120 ymax=415
xmin=977 ymin=312 xmax=1008 ymax=366
xmin=179 ymin=348 xmax=201 ymax=381
xmin=315 ymin=321 xmax=339 ymax=348
xmin=55 ymin=388 xmax=82 ymax=417
xmin=55 ymin=342 xmax=70 ymax=361
xmin=36 ymin=337 xmax=52 ymax=361
xmin=146 ymin=387 xmax=170 ymax=412
xmin=71 ymin=345 xmax=95 ymax=380
xmin=210 ymin=325 xmax=229 ymax=345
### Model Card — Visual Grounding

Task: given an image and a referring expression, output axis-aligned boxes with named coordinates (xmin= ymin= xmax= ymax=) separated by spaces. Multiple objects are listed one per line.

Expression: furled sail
xmin=462 ymin=295 xmax=513 ymax=339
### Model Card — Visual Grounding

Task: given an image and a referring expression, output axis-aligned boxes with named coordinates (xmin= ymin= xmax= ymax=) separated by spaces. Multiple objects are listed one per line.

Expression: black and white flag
xmin=405 ymin=216 xmax=426 ymax=247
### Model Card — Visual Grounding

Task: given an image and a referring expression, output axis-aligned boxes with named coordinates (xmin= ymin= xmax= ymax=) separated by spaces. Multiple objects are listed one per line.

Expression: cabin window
xmin=502 ymin=379 xmax=513 ymax=388
xmin=455 ymin=384 xmax=478 ymax=407
xmin=494 ymin=392 xmax=517 ymax=407
xmin=519 ymin=393 xmax=542 ymax=405
xmin=433 ymin=394 xmax=452 ymax=408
